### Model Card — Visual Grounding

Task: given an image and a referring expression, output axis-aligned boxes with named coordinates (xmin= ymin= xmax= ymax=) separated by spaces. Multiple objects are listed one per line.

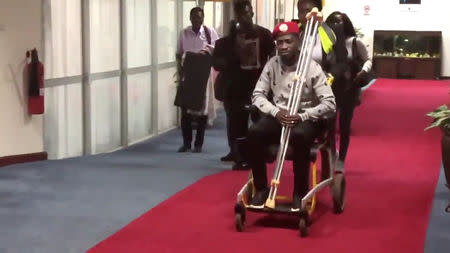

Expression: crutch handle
xmin=271 ymin=179 xmax=280 ymax=187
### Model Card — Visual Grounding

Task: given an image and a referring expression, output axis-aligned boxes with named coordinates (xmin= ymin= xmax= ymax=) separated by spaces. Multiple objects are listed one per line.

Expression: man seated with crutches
xmin=247 ymin=21 xmax=336 ymax=211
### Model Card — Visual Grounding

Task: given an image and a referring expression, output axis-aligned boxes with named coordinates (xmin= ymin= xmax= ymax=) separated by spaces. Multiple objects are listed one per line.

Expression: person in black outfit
xmin=213 ymin=0 xmax=275 ymax=170
xmin=213 ymin=20 xmax=237 ymax=162
xmin=325 ymin=12 xmax=372 ymax=171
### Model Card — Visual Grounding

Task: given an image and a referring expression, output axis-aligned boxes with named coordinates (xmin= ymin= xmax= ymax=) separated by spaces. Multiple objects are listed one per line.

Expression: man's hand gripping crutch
xmin=264 ymin=18 xmax=319 ymax=209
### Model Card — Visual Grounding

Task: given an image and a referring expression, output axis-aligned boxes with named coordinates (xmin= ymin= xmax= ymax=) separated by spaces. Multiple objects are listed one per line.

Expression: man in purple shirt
xmin=175 ymin=7 xmax=219 ymax=153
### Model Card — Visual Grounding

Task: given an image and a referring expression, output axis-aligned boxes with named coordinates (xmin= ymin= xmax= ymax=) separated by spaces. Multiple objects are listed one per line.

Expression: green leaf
xmin=428 ymin=112 xmax=450 ymax=118
xmin=425 ymin=117 xmax=450 ymax=131
xmin=425 ymin=121 xmax=439 ymax=130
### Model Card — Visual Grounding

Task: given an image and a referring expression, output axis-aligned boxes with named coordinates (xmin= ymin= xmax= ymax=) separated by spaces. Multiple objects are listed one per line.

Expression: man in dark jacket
xmin=212 ymin=0 xmax=275 ymax=170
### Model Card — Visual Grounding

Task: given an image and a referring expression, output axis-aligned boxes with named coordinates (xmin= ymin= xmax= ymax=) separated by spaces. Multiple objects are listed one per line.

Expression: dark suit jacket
xmin=174 ymin=52 xmax=212 ymax=110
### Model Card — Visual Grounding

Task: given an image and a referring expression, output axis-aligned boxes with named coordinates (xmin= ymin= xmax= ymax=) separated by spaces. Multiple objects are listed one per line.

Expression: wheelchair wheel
xmin=235 ymin=213 xmax=244 ymax=232
xmin=331 ymin=173 xmax=345 ymax=214
xmin=299 ymin=217 xmax=308 ymax=237
xmin=246 ymin=172 xmax=255 ymax=203
xmin=234 ymin=203 xmax=246 ymax=232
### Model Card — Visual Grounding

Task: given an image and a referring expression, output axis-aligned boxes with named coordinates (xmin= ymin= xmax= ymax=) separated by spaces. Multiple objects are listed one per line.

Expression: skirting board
xmin=440 ymin=76 xmax=450 ymax=80
xmin=0 ymin=152 xmax=48 ymax=167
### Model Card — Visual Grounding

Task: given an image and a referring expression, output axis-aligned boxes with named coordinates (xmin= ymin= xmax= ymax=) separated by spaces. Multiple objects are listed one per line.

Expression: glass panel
xmin=276 ymin=0 xmax=285 ymax=22
xmin=204 ymin=2 xmax=214 ymax=28
xmin=44 ymin=0 xmax=82 ymax=78
xmin=214 ymin=2 xmax=223 ymax=36
xmin=157 ymin=0 xmax=176 ymax=63
xmin=90 ymin=0 xmax=120 ymax=73
xmin=255 ymin=0 xmax=275 ymax=29
xmin=157 ymin=67 xmax=178 ymax=132
xmin=126 ymin=0 xmax=151 ymax=68
xmin=267 ymin=0 xmax=276 ymax=29
xmin=284 ymin=0 xmax=294 ymax=22
xmin=183 ymin=1 xmax=197 ymax=28
xmin=90 ymin=77 xmax=121 ymax=153
xmin=44 ymin=83 xmax=83 ymax=159
xmin=128 ymin=72 xmax=152 ymax=142
xmin=373 ymin=31 xmax=441 ymax=58
xmin=252 ymin=0 xmax=257 ymax=23
xmin=293 ymin=0 xmax=298 ymax=21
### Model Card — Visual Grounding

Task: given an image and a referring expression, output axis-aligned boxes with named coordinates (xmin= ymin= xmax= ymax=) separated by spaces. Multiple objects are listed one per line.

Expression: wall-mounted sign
xmin=399 ymin=0 xmax=421 ymax=4
xmin=399 ymin=0 xmax=421 ymax=12
xmin=364 ymin=5 xmax=371 ymax=15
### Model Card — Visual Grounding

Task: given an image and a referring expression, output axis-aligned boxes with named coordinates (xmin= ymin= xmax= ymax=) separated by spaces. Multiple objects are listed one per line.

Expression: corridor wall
xmin=0 ymin=0 xmax=44 ymax=157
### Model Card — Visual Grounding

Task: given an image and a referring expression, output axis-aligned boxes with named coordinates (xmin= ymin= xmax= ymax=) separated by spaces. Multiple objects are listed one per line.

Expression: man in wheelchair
xmin=247 ymin=21 xmax=336 ymax=210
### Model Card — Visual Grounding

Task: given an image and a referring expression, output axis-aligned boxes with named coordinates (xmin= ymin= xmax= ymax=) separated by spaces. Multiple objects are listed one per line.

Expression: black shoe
xmin=232 ymin=162 xmax=250 ymax=170
xmin=220 ymin=152 xmax=234 ymax=162
xmin=177 ymin=145 xmax=191 ymax=153
xmin=192 ymin=146 xmax=202 ymax=153
xmin=249 ymin=188 xmax=269 ymax=209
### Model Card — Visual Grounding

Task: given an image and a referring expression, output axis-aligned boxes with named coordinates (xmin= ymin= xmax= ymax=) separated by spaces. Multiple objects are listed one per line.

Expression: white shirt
xmin=176 ymin=25 xmax=219 ymax=56
xmin=345 ymin=37 xmax=372 ymax=73
xmin=310 ymin=33 xmax=325 ymax=65
xmin=299 ymin=32 xmax=333 ymax=68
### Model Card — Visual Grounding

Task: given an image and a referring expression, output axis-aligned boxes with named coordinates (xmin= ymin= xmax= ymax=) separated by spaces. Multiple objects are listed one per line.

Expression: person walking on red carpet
xmin=213 ymin=0 xmax=275 ymax=170
xmin=325 ymin=12 xmax=372 ymax=172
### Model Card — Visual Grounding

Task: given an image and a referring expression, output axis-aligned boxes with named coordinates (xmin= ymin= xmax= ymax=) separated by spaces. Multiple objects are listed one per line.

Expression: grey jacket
xmin=252 ymin=56 xmax=336 ymax=121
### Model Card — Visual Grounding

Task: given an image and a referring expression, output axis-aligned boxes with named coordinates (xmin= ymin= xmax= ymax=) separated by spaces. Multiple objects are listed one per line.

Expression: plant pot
xmin=442 ymin=127 xmax=450 ymax=190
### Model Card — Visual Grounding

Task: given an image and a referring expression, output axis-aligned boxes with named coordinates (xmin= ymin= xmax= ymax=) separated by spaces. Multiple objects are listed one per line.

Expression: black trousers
xmin=180 ymin=108 xmax=207 ymax=148
xmin=225 ymin=98 xmax=250 ymax=163
xmin=332 ymin=88 xmax=357 ymax=161
xmin=336 ymin=99 xmax=356 ymax=161
xmin=227 ymin=99 xmax=250 ymax=140
xmin=247 ymin=116 xmax=326 ymax=198
xmin=223 ymin=100 xmax=233 ymax=149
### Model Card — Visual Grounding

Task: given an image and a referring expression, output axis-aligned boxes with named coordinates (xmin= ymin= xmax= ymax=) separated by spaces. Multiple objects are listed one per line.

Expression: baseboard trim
xmin=440 ymin=76 xmax=450 ymax=80
xmin=0 ymin=152 xmax=48 ymax=167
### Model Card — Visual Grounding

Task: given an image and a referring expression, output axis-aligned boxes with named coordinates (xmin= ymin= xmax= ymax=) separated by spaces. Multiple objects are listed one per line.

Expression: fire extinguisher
xmin=26 ymin=48 xmax=44 ymax=115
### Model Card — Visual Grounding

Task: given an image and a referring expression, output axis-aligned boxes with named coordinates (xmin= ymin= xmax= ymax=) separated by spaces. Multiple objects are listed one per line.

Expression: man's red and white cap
xmin=272 ymin=21 xmax=300 ymax=39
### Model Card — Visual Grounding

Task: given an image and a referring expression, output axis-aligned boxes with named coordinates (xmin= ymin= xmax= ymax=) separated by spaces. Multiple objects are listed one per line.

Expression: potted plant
xmin=425 ymin=104 xmax=450 ymax=212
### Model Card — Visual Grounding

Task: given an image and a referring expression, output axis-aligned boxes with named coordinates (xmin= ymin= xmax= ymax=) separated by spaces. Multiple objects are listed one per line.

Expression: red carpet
xmin=88 ymin=79 xmax=449 ymax=253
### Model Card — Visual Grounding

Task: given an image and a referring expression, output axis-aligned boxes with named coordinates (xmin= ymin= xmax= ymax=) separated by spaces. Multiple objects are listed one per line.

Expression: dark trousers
xmin=332 ymin=88 xmax=357 ymax=161
xmin=247 ymin=116 xmax=325 ymax=198
xmin=223 ymin=100 xmax=233 ymax=149
xmin=180 ymin=108 xmax=207 ymax=148
xmin=225 ymin=99 xmax=250 ymax=163
xmin=228 ymin=100 xmax=250 ymax=140
xmin=336 ymin=100 xmax=356 ymax=161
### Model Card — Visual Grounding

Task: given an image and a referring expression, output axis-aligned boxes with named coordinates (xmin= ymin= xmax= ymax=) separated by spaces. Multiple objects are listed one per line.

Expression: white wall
xmin=322 ymin=0 xmax=450 ymax=76
xmin=0 ymin=0 xmax=44 ymax=157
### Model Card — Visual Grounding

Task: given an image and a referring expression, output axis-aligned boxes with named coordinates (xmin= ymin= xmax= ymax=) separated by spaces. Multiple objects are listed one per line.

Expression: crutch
xmin=265 ymin=18 xmax=319 ymax=209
